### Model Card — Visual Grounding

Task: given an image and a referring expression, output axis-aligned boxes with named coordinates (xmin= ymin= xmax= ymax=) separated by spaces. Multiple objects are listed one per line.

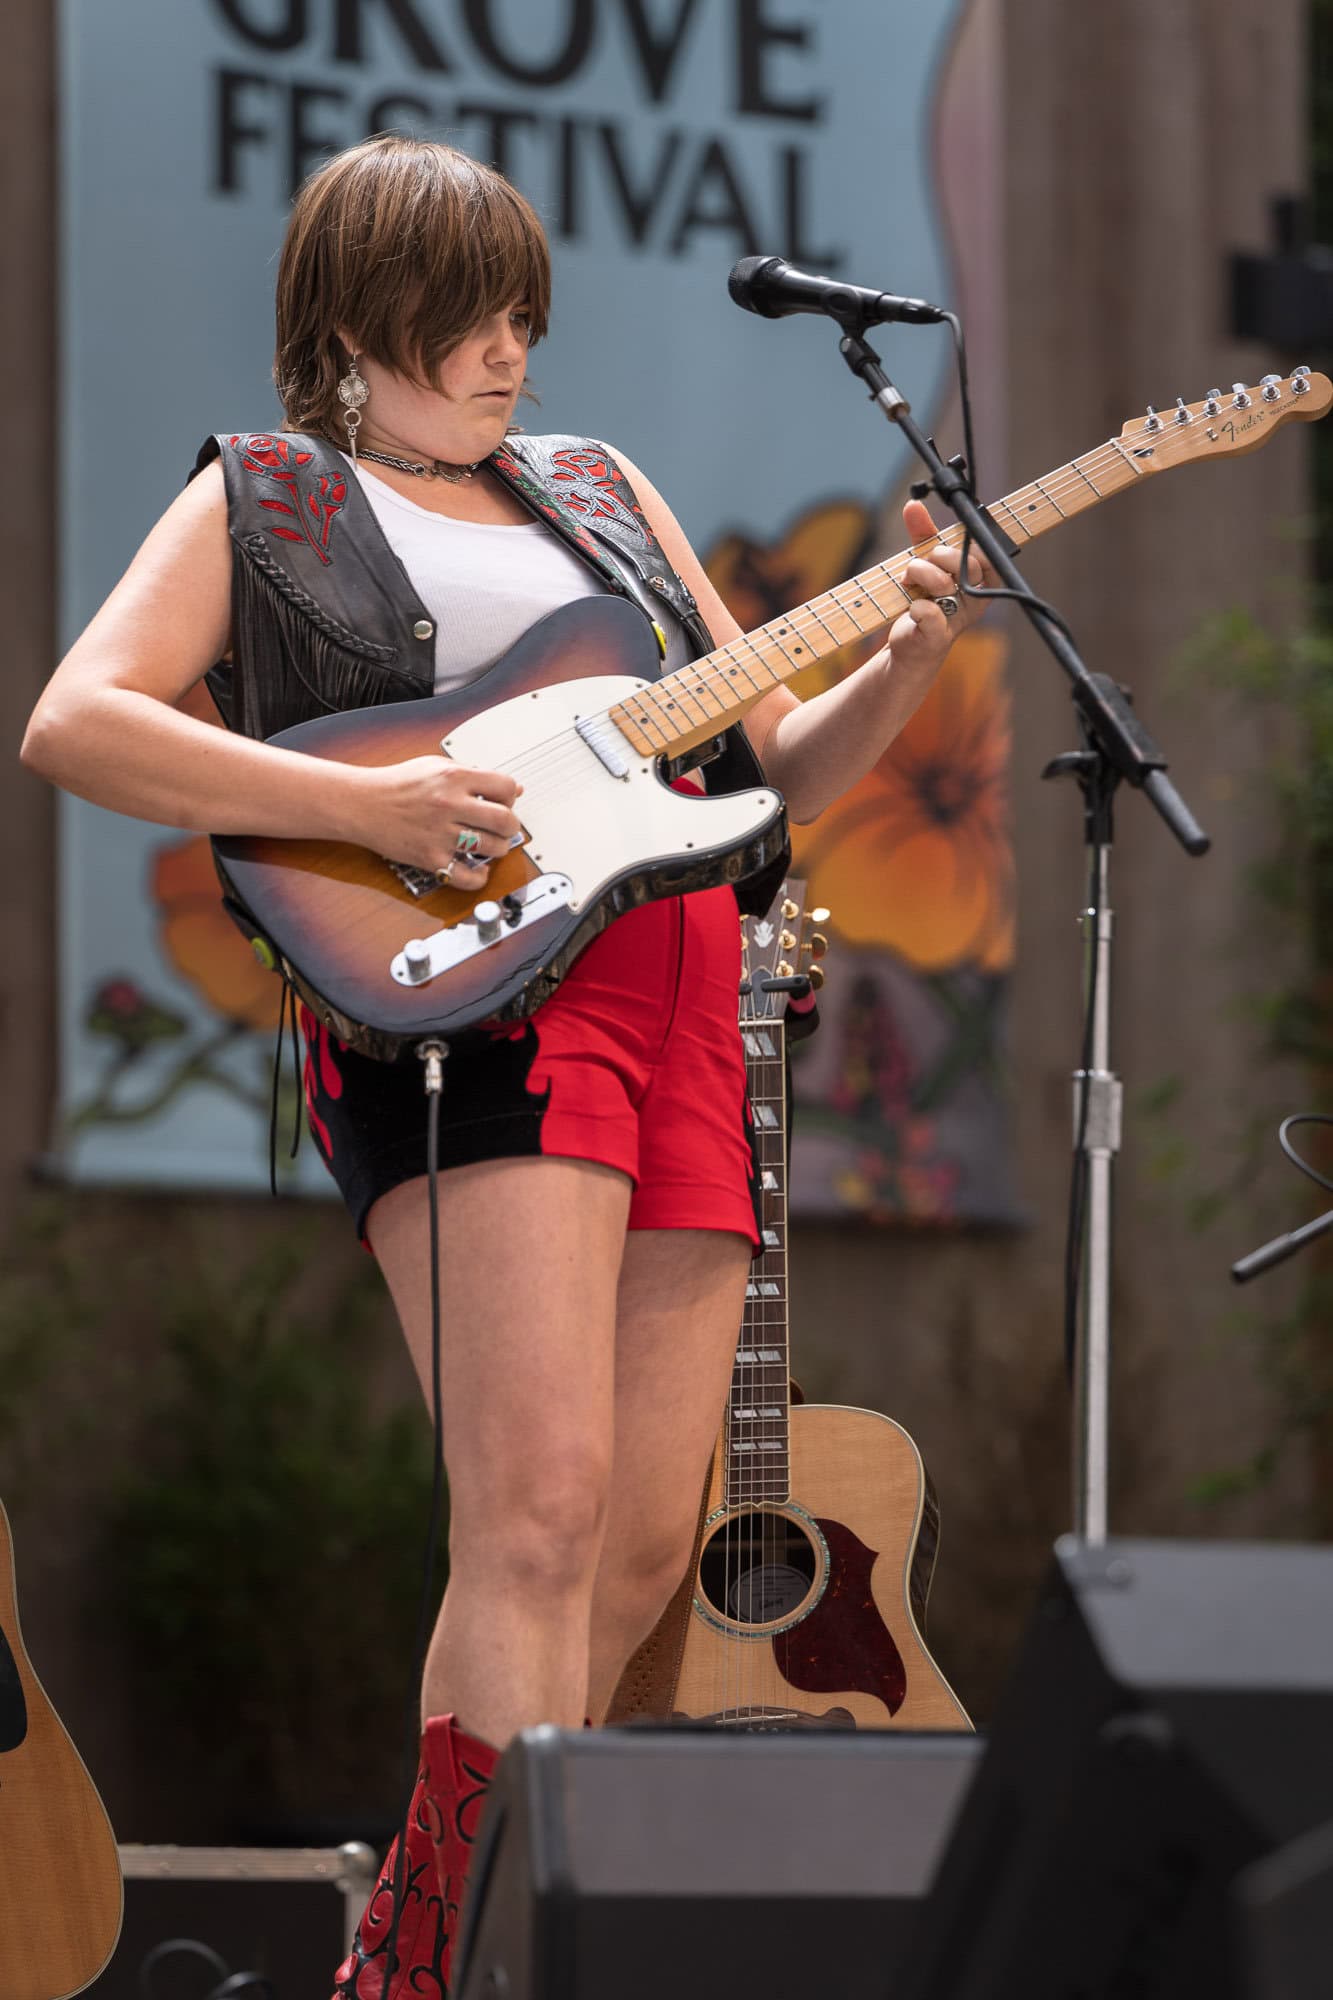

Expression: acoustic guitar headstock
xmin=740 ymin=878 xmax=829 ymax=1021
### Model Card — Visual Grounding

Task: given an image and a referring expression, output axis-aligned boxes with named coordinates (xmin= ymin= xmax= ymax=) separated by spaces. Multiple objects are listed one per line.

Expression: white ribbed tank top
xmin=349 ymin=460 xmax=611 ymax=694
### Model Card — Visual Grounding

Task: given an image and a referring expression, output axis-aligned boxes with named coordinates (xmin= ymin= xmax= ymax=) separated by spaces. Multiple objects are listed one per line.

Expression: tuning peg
xmin=781 ymin=898 xmax=798 ymax=920
xmin=808 ymin=965 xmax=825 ymax=990
xmin=1292 ymin=365 xmax=1312 ymax=396
xmin=809 ymin=906 xmax=830 ymax=924
xmin=808 ymin=932 xmax=829 ymax=958
xmin=777 ymin=960 xmax=794 ymax=979
xmin=1260 ymin=372 xmax=1283 ymax=402
xmin=1173 ymin=396 xmax=1191 ymax=424
xmin=780 ymin=930 xmax=797 ymax=951
xmin=1203 ymin=387 xmax=1222 ymax=416
xmin=1231 ymin=382 xmax=1253 ymax=408
xmin=1144 ymin=404 xmax=1163 ymax=432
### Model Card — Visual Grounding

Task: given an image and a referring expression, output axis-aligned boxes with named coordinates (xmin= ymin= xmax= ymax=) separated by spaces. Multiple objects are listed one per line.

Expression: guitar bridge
xmin=386 ymin=859 xmax=440 ymax=899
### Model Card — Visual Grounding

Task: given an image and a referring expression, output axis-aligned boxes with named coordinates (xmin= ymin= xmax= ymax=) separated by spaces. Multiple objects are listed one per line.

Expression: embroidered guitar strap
xmin=487 ymin=436 xmax=715 ymax=660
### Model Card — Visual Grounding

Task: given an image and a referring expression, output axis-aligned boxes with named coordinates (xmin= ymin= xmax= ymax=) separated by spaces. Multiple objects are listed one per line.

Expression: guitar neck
xmin=725 ymin=1012 xmax=791 ymax=1508
xmin=609 ymin=433 xmax=1142 ymax=763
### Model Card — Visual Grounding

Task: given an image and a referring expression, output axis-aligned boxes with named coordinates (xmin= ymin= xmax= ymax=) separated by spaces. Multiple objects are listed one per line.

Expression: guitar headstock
xmin=740 ymin=877 xmax=829 ymax=1020
xmin=1119 ymin=367 xmax=1331 ymax=469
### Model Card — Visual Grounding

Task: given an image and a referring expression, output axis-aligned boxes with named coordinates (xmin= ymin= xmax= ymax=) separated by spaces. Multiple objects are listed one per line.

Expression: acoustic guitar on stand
xmin=612 ymin=882 xmax=970 ymax=1731
xmin=0 ymin=1499 xmax=122 ymax=1999
xmin=212 ymin=372 xmax=1331 ymax=1059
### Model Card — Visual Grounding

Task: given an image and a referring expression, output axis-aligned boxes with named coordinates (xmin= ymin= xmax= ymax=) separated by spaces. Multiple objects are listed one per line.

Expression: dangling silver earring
xmin=337 ymin=351 xmax=369 ymax=458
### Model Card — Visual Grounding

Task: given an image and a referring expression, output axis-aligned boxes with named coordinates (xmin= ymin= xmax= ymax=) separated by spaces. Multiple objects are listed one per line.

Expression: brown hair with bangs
xmin=274 ymin=134 xmax=551 ymax=441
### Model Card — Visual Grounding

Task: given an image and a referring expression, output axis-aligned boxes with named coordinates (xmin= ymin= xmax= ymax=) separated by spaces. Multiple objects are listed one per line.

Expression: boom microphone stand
xmin=834 ymin=321 xmax=1211 ymax=1543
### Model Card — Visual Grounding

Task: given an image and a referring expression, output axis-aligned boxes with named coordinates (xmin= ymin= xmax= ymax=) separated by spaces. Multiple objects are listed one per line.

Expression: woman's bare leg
xmin=368 ymin=1155 xmax=631 ymax=1748
xmin=585 ymin=1227 xmax=752 ymax=1722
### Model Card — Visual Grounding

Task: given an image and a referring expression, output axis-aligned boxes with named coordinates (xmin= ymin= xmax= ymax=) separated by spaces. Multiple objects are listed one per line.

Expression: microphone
xmin=727 ymin=255 xmax=948 ymax=328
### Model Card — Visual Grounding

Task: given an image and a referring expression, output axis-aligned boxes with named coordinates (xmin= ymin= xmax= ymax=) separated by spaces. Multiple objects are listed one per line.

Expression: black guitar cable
xmin=137 ymin=1937 xmax=275 ymax=1999
xmin=1231 ymin=1113 xmax=1333 ymax=1281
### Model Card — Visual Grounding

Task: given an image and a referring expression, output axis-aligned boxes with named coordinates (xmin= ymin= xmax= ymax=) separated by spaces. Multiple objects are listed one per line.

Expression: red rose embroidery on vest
xmin=229 ymin=433 xmax=346 ymax=565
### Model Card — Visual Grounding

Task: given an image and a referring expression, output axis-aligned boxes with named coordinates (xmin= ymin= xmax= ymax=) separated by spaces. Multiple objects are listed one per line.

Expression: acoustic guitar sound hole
xmin=699 ymin=1512 xmax=818 ymax=1625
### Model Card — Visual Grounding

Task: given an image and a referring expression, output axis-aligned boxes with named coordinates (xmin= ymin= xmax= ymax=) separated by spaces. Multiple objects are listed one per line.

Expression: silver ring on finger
xmin=455 ymin=827 xmax=483 ymax=856
xmin=935 ymin=594 xmax=961 ymax=619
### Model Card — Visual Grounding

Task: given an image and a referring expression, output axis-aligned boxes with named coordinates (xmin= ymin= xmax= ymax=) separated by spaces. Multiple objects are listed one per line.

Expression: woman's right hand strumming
xmin=348 ymin=757 xmax=524 ymax=883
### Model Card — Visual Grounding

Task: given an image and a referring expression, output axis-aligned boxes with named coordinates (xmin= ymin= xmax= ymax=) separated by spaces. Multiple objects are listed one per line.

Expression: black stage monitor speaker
xmin=453 ymin=1725 xmax=981 ymax=2000
xmin=1238 ymin=1815 xmax=1333 ymax=2000
xmin=898 ymin=1536 xmax=1333 ymax=2000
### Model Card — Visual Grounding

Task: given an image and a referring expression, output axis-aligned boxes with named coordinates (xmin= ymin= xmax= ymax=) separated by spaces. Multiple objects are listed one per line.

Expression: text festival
xmin=212 ymin=0 xmax=845 ymax=263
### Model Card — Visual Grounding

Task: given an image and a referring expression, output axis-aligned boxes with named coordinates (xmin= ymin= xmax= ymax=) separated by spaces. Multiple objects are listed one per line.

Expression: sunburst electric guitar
xmin=614 ymin=884 xmax=970 ymax=1730
xmin=213 ymin=372 xmax=1330 ymax=1059
xmin=0 ymin=1500 xmax=122 ymax=2000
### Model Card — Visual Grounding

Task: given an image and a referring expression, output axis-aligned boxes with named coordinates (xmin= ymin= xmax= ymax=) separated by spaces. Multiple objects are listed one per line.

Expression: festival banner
xmin=55 ymin=0 xmax=1014 ymax=1220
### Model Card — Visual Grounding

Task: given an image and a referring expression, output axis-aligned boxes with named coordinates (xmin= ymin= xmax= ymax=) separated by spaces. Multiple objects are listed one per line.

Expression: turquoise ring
xmin=455 ymin=827 xmax=483 ymax=856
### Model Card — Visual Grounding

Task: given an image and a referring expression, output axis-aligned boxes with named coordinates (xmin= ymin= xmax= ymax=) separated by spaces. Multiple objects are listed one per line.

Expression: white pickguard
xmin=442 ymin=675 xmax=777 ymax=911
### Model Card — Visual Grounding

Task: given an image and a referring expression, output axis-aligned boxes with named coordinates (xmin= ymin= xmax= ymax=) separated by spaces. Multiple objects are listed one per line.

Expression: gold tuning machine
xmin=809 ymin=906 xmax=830 ymax=924
xmin=781 ymin=898 xmax=799 ymax=920
xmin=780 ymin=930 xmax=797 ymax=951
xmin=777 ymin=960 xmax=794 ymax=979
xmin=808 ymin=932 xmax=828 ymax=959
xmin=808 ymin=965 xmax=825 ymax=990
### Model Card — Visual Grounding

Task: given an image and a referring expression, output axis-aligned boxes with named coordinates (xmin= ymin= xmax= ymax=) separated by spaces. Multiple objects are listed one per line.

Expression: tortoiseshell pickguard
xmin=770 ymin=1518 xmax=907 ymax=1716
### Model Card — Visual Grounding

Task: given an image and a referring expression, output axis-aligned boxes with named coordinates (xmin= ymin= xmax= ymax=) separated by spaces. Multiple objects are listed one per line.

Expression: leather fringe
xmin=220 ymin=542 xmax=424 ymax=740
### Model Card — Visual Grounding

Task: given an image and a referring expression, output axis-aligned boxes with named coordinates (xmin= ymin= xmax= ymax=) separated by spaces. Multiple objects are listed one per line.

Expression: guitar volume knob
xmin=473 ymin=900 xmax=504 ymax=942
xmin=403 ymin=938 xmax=432 ymax=982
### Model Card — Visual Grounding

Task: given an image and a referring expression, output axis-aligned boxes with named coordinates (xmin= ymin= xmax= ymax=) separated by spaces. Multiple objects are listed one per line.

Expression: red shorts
xmin=300 ymin=886 xmax=760 ymax=1247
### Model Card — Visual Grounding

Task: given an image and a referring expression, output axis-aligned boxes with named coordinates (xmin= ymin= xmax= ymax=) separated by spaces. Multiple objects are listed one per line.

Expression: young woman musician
xmin=21 ymin=135 xmax=985 ymax=1997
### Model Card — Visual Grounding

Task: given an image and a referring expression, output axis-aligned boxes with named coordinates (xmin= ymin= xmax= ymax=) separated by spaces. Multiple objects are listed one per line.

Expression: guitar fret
xmin=1109 ymin=438 xmax=1146 ymax=477
xmin=719 ymin=643 xmax=766 ymax=695
xmin=997 ymin=495 xmax=1033 ymax=540
xmin=1033 ymin=476 xmax=1066 ymax=518
xmin=828 ymin=582 xmax=870 ymax=634
xmin=1071 ymin=456 xmax=1103 ymax=498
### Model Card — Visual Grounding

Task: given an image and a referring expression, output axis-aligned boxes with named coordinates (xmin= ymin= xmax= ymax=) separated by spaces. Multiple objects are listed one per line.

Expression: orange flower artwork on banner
xmin=705 ymin=502 xmax=1015 ymax=975
xmin=794 ymin=626 xmax=1014 ymax=973
xmin=152 ymin=833 xmax=285 ymax=1032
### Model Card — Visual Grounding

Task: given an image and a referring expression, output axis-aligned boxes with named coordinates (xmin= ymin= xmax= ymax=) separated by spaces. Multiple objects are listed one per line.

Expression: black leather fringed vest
xmin=192 ymin=429 xmax=790 ymax=917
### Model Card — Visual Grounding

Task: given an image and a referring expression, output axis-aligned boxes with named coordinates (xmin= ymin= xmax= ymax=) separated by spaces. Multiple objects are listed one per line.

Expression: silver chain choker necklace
xmin=357 ymin=446 xmax=480 ymax=484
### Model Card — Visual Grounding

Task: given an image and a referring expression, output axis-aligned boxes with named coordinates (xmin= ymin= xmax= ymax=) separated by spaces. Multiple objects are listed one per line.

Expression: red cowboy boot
xmin=421 ymin=1714 xmax=500 ymax=1993
xmin=332 ymin=1758 xmax=448 ymax=2000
